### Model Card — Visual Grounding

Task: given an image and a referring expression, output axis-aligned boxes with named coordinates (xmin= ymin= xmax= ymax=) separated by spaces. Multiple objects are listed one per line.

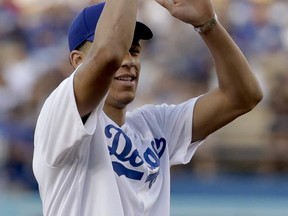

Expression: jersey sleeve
xmin=138 ymin=98 xmax=205 ymax=166
xmin=34 ymin=68 xmax=104 ymax=167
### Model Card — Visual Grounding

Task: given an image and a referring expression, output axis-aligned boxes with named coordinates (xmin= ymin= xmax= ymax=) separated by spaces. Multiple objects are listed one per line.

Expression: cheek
xmin=135 ymin=59 xmax=141 ymax=73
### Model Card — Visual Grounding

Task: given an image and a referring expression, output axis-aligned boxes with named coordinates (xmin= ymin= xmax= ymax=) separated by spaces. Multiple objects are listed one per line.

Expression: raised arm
xmin=69 ymin=0 xmax=137 ymax=117
xmin=155 ymin=0 xmax=263 ymax=141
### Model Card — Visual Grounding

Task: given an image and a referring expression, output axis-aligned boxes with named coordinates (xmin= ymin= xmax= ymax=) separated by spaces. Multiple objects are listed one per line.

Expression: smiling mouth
xmin=115 ymin=75 xmax=136 ymax=82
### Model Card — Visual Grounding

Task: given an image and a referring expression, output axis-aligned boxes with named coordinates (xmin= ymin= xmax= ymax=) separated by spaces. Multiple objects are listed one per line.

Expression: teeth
xmin=116 ymin=76 xmax=134 ymax=81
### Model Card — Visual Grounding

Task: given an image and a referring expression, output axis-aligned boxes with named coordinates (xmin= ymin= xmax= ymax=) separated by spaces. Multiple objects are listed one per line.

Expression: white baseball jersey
xmin=33 ymin=69 xmax=203 ymax=216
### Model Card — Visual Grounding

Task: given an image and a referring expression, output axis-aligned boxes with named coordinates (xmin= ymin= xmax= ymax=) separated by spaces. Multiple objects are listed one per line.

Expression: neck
xmin=103 ymin=104 xmax=126 ymax=126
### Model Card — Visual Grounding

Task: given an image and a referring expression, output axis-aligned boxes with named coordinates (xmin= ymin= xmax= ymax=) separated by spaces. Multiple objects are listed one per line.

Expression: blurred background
xmin=0 ymin=0 xmax=288 ymax=215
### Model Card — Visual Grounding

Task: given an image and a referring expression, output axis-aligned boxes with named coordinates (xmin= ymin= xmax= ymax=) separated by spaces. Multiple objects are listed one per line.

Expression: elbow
xmin=253 ymin=88 xmax=264 ymax=106
xmin=241 ymin=87 xmax=264 ymax=112
xmin=90 ymin=42 xmax=128 ymax=73
xmin=227 ymin=84 xmax=264 ymax=115
xmin=103 ymin=51 xmax=124 ymax=72
xmin=249 ymin=85 xmax=264 ymax=108
xmin=106 ymin=43 xmax=128 ymax=67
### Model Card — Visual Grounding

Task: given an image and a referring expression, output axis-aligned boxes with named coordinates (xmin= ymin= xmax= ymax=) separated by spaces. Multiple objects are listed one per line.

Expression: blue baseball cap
xmin=68 ymin=2 xmax=153 ymax=52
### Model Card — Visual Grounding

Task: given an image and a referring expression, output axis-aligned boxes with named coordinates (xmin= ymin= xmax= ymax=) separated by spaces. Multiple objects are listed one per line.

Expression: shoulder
xmin=130 ymin=98 xmax=199 ymax=116
xmin=126 ymin=98 xmax=197 ymax=124
xmin=127 ymin=104 xmax=163 ymax=119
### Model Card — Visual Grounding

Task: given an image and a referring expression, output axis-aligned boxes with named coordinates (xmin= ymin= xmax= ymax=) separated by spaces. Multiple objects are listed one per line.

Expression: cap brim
xmin=85 ymin=21 xmax=153 ymax=44
xmin=134 ymin=21 xmax=153 ymax=41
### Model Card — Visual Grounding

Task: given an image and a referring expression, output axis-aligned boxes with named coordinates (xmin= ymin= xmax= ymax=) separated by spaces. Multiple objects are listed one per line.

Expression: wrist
xmin=193 ymin=14 xmax=218 ymax=34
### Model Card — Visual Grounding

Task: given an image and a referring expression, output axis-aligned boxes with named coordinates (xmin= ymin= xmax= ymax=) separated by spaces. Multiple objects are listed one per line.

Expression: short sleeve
xmin=135 ymin=98 xmax=204 ymax=166
xmin=34 ymin=70 xmax=104 ymax=167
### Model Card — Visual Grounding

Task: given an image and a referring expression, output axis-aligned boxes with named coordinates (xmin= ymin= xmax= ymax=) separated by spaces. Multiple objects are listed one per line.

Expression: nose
xmin=122 ymin=52 xmax=136 ymax=68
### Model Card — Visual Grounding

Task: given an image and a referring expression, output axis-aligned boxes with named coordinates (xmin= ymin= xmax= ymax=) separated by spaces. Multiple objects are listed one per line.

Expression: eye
xmin=129 ymin=47 xmax=141 ymax=56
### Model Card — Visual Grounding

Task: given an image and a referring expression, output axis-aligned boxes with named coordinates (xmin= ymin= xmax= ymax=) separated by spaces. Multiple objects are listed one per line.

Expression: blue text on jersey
xmin=105 ymin=124 xmax=166 ymax=188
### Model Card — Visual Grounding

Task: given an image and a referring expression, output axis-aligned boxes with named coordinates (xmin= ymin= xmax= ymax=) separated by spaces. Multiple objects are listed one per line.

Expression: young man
xmin=33 ymin=0 xmax=263 ymax=215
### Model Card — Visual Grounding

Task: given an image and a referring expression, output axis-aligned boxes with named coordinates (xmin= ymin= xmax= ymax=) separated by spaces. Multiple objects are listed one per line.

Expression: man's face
xmin=105 ymin=42 xmax=142 ymax=109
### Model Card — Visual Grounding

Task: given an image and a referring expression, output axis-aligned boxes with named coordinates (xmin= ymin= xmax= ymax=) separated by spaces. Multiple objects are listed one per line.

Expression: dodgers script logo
xmin=105 ymin=124 xmax=166 ymax=188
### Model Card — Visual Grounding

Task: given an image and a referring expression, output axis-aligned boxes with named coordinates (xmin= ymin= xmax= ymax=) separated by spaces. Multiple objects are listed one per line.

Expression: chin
xmin=119 ymin=95 xmax=135 ymax=107
xmin=106 ymin=94 xmax=135 ymax=109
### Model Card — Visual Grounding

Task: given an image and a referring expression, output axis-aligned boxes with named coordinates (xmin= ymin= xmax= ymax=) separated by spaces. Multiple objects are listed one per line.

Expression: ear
xmin=69 ymin=50 xmax=84 ymax=69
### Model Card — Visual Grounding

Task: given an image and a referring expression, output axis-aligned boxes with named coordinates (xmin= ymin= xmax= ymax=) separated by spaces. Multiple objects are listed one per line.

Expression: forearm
xmin=73 ymin=0 xmax=137 ymax=116
xmin=199 ymin=22 xmax=263 ymax=108
xmin=154 ymin=0 xmax=263 ymax=141
xmin=90 ymin=0 xmax=137 ymax=65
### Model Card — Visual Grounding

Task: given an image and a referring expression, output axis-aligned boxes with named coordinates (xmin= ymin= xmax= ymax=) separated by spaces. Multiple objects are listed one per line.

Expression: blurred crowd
xmin=0 ymin=0 xmax=288 ymax=191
